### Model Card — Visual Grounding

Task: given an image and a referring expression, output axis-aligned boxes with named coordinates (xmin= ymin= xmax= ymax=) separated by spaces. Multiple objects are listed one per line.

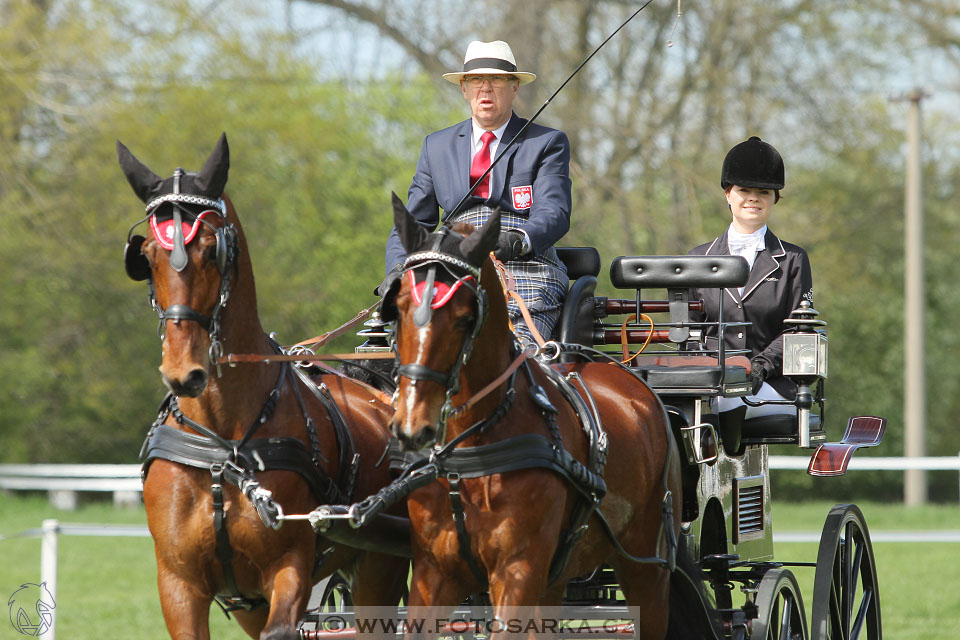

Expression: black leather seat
xmin=554 ymin=247 xmax=601 ymax=346
xmin=556 ymin=247 xmax=601 ymax=280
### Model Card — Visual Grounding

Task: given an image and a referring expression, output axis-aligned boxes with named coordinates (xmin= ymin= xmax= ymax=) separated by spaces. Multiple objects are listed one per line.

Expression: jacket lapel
xmin=455 ymin=119 xmax=473 ymax=198
xmin=491 ymin=113 xmax=522 ymax=201
xmin=740 ymin=229 xmax=785 ymax=301
xmin=705 ymin=235 xmax=743 ymax=304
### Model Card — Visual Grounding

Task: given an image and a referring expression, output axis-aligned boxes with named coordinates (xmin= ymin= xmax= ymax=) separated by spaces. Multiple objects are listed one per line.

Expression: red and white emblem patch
xmin=511 ymin=185 xmax=533 ymax=210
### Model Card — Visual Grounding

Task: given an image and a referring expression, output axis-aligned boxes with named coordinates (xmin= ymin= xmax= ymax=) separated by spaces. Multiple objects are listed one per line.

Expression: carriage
xmin=294 ymin=242 xmax=885 ymax=640
xmin=121 ymin=137 xmax=884 ymax=640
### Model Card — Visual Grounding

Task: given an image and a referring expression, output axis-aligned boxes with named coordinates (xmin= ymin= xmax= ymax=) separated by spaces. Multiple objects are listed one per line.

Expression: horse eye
xmin=455 ymin=314 xmax=476 ymax=331
xmin=203 ymin=243 xmax=218 ymax=263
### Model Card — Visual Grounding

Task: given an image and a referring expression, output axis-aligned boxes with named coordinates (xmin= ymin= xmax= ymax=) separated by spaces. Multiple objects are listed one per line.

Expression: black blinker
xmin=379 ymin=278 xmax=401 ymax=322
xmin=215 ymin=227 xmax=228 ymax=274
xmin=124 ymin=235 xmax=151 ymax=281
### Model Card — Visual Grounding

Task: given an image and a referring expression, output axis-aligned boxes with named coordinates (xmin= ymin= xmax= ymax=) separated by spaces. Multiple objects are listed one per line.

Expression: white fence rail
xmin=0 ymin=464 xmax=142 ymax=509
xmin=3 ymin=458 xmax=960 ymax=510
xmin=768 ymin=455 xmax=960 ymax=471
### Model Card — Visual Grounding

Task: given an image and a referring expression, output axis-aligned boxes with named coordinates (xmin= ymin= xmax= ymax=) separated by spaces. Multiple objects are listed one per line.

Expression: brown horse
xmin=119 ymin=134 xmax=407 ymax=640
xmin=382 ymin=194 xmax=683 ymax=638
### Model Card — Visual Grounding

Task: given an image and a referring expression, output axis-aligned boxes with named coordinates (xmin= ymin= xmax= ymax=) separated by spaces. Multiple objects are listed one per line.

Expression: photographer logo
xmin=7 ymin=582 xmax=56 ymax=636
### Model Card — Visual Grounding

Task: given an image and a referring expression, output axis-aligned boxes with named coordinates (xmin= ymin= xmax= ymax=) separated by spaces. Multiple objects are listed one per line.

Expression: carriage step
xmin=806 ymin=416 xmax=886 ymax=477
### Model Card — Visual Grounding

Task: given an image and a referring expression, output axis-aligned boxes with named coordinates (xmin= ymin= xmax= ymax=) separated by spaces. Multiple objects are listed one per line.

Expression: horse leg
xmin=252 ymin=562 xmax=314 ymax=640
xmin=156 ymin=564 xmax=214 ymax=640
xmin=485 ymin=557 xmax=554 ymax=640
xmin=345 ymin=551 xmax=410 ymax=640
xmin=614 ymin=563 xmax=671 ymax=640
xmin=233 ymin=608 xmax=269 ymax=638
xmin=403 ymin=557 xmax=469 ymax=640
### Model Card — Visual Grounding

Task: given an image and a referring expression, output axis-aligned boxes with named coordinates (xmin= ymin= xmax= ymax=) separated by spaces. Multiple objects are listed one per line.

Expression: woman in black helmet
xmin=689 ymin=136 xmax=813 ymax=417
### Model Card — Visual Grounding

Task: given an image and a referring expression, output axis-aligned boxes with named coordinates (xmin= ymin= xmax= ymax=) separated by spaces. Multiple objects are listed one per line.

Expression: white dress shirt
xmin=727 ymin=224 xmax=767 ymax=293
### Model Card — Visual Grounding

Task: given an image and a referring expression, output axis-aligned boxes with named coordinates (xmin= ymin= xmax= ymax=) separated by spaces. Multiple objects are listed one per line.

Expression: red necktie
xmin=469 ymin=131 xmax=496 ymax=199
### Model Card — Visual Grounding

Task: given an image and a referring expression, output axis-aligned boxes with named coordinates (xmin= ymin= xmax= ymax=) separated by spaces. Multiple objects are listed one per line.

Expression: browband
xmin=404 ymin=251 xmax=481 ymax=280
xmin=146 ymin=193 xmax=226 ymax=216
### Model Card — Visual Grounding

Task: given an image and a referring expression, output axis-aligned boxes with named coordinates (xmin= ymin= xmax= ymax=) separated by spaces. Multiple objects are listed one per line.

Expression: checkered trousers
xmin=449 ymin=205 xmax=568 ymax=345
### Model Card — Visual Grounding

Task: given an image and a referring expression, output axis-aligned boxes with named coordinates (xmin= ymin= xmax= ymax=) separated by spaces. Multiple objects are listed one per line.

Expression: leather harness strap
xmin=447 ymin=472 xmax=488 ymax=585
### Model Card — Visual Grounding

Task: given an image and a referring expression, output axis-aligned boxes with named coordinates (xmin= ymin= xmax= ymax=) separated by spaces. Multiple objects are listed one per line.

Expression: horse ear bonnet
xmin=392 ymin=192 xmax=429 ymax=255
xmin=117 ymin=140 xmax=163 ymax=203
xmin=459 ymin=207 xmax=501 ymax=267
xmin=720 ymin=136 xmax=784 ymax=190
xmin=118 ymin=133 xmax=232 ymax=281
xmin=193 ymin=132 xmax=230 ymax=199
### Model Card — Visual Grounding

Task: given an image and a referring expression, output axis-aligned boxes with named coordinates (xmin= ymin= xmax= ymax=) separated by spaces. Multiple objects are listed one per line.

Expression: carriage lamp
xmin=782 ymin=304 xmax=827 ymax=380
xmin=355 ymin=311 xmax=392 ymax=353
xmin=782 ymin=301 xmax=827 ymax=447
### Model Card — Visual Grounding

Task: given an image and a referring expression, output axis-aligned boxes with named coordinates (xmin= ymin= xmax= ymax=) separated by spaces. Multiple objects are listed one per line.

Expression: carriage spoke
xmin=842 ymin=524 xmax=854 ymax=634
xmin=830 ymin=560 xmax=844 ymax=638
xmin=778 ymin=595 xmax=792 ymax=640
xmin=849 ymin=586 xmax=872 ymax=640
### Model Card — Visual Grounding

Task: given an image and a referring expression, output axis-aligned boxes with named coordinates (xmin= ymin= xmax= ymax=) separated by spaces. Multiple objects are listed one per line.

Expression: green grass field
xmin=1 ymin=494 xmax=959 ymax=638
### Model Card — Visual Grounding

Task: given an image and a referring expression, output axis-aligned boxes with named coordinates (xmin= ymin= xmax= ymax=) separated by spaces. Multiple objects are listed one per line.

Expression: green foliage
xmin=0 ymin=1 xmax=459 ymax=462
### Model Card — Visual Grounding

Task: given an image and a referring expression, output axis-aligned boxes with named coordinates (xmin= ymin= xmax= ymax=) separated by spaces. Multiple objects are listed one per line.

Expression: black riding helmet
xmin=720 ymin=136 xmax=784 ymax=202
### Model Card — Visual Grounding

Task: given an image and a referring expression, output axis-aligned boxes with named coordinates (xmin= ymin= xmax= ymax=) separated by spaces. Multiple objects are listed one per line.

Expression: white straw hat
xmin=442 ymin=40 xmax=536 ymax=85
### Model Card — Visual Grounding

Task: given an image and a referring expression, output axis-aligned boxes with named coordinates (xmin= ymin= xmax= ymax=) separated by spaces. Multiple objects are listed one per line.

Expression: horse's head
xmin=382 ymin=194 xmax=504 ymax=450
xmin=119 ymin=133 xmax=240 ymax=397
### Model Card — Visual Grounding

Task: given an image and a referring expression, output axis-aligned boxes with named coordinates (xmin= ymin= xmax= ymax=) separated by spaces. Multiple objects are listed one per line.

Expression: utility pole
xmin=896 ymin=88 xmax=928 ymax=506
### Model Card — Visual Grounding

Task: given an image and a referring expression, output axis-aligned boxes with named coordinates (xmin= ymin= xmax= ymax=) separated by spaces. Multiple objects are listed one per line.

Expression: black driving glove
xmin=749 ymin=359 xmax=767 ymax=395
xmin=494 ymin=230 xmax=526 ymax=262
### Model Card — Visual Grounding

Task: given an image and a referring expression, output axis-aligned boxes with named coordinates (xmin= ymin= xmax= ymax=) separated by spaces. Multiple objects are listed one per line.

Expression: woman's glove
xmin=749 ymin=359 xmax=767 ymax=395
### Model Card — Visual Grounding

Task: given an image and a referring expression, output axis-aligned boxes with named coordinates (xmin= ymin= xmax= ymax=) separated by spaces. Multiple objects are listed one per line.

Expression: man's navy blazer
xmin=385 ymin=112 xmax=572 ymax=270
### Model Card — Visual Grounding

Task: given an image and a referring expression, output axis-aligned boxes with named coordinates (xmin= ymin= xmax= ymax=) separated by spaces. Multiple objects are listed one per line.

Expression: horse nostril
xmin=413 ymin=425 xmax=437 ymax=450
xmin=164 ymin=368 xmax=209 ymax=398
xmin=391 ymin=422 xmax=438 ymax=451
xmin=183 ymin=369 xmax=208 ymax=395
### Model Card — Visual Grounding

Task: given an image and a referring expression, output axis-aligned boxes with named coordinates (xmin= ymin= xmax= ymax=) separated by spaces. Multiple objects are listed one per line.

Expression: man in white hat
xmin=383 ymin=40 xmax=572 ymax=345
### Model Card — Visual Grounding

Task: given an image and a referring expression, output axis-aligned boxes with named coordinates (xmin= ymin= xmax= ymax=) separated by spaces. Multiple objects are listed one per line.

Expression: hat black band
xmin=463 ymin=57 xmax=517 ymax=73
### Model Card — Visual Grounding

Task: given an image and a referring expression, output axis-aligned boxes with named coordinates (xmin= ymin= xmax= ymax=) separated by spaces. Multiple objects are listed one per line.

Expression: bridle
xmin=123 ymin=168 xmax=239 ymax=376
xmin=393 ymin=242 xmax=490 ymax=444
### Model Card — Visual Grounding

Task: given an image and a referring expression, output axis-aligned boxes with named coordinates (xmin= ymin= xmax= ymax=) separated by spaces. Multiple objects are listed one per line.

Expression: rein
xmin=492 ymin=257 xmax=548 ymax=348
xmin=445 ymin=344 xmax=535 ymax=420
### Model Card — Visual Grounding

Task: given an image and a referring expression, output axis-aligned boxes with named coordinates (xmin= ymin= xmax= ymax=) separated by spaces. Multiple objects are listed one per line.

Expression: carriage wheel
xmin=810 ymin=504 xmax=881 ymax=639
xmin=749 ymin=568 xmax=809 ymax=640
